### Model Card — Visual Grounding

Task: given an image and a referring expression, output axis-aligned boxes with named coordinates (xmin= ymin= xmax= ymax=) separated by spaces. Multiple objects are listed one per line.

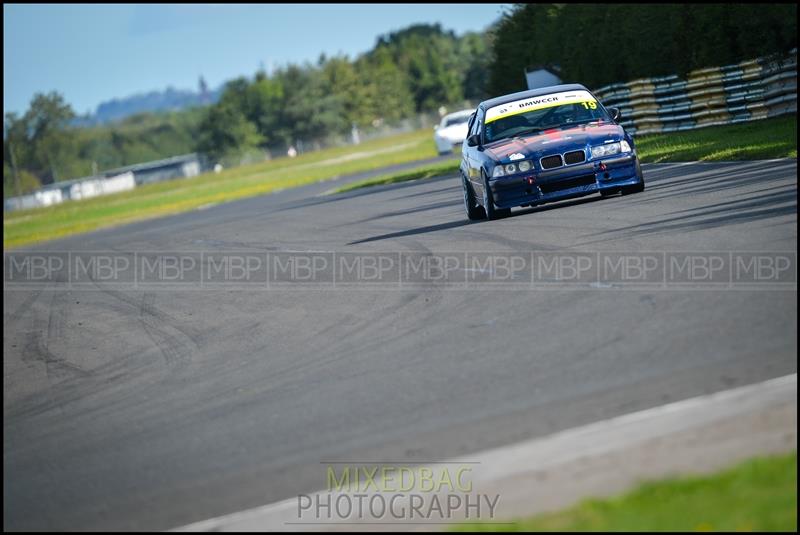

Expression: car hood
xmin=437 ymin=124 xmax=469 ymax=140
xmin=484 ymin=122 xmax=625 ymax=162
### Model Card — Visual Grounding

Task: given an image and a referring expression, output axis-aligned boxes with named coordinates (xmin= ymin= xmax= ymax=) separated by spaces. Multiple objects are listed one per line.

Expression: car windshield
xmin=483 ymin=90 xmax=609 ymax=143
xmin=443 ymin=115 xmax=470 ymax=127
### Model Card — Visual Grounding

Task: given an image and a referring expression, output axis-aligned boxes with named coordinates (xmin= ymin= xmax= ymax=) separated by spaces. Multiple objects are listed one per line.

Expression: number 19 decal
xmin=581 ymin=101 xmax=598 ymax=110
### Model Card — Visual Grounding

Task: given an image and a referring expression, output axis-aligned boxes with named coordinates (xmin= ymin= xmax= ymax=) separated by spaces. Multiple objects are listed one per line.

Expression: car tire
xmin=600 ymin=188 xmax=620 ymax=197
xmin=482 ymin=172 xmax=511 ymax=220
xmin=463 ymin=174 xmax=485 ymax=221
xmin=622 ymin=159 xmax=646 ymax=195
xmin=622 ymin=181 xmax=645 ymax=195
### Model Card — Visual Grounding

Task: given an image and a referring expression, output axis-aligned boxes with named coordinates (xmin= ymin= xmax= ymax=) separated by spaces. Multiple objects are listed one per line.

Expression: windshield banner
xmin=485 ymin=90 xmax=597 ymax=124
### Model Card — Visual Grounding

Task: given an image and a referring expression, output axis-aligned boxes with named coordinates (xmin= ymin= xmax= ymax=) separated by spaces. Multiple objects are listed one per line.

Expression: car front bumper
xmin=435 ymin=135 xmax=464 ymax=153
xmin=488 ymin=153 xmax=642 ymax=209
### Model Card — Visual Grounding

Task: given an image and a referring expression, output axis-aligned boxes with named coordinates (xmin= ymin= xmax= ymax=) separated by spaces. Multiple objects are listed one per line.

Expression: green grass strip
xmin=3 ymin=128 xmax=439 ymax=248
xmin=453 ymin=450 xmax=797 ymax=532
xmin=330 ymin=159 xmax=461 ymax=194
xmin=636 ymin=115 xmax=797 ymax=163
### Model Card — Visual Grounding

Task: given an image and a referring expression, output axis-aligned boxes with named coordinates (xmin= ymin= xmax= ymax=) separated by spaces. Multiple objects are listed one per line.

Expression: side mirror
xmin=609 ymin=107 xmax=622 ymax=123
xmin=466 ymin=134 xmax=481 ymax=147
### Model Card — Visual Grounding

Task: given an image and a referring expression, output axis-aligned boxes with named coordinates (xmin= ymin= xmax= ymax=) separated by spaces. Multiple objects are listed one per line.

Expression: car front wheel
xmin=622 ymin=158 xmax=646 ymax=195
xmin=600 ymin=188 xmax=620 ymax=197
xmin=463 ymin=174 xmax=485 ymax=221
xmin=482 ymin=172 xmax=511 ymax=220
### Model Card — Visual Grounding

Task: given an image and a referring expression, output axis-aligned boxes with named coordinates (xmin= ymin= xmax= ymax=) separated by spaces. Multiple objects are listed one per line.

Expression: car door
xmin=461 ymin=112 xmax=477 ymax=180
xmin=468 ymin=110 xmax=486 ymax=198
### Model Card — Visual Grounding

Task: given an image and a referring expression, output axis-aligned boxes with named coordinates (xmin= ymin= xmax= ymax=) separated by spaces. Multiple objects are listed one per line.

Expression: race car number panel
xmin=485 ymin=90 xmax=598 ymax=124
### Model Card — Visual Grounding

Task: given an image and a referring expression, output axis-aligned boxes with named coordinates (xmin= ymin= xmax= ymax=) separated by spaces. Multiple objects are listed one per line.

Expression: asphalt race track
xmin=4 ymin=159 xmax=797 ymax=531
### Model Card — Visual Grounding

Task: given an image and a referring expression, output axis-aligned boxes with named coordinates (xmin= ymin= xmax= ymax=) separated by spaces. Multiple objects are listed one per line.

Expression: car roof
xmin=478 ymin=84 xmax=591 ymax=111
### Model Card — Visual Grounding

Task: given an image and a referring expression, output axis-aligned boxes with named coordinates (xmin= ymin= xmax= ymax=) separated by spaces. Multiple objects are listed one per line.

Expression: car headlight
xmin=591 ymin=142 xmax=620 ymax=159
xmin=493 ymin=160 xmax=532 ymax=178
xmin=591 ymin=141 xmax=632 ymax=159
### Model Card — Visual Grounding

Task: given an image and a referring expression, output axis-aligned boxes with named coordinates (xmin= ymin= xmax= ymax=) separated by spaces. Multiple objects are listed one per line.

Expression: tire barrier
xmin=594 ymin=49 xmax=797 ymax=135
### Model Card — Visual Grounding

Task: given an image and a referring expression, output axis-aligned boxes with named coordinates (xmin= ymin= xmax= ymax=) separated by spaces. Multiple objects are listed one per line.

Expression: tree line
xmin=196 ymin=24 xmax=491 ymax=162
xmin=3 ymin=99 xmax=204 ymax=196
xmin=4 ymin=24 xmax=491 ymax=196
xmin=488 ymin=3 xmax=797 ymax=95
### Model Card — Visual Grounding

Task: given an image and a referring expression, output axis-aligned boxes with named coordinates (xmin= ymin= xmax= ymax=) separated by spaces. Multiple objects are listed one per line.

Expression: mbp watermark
xmin=600 ymin=252 xmax=664 ymax=287
xmin=733 ymin=253 xmax=796 ymax=286
xmin=4 ymin=252 xmax=69 ymax=287
xmin=533 ymin=252 xmax=596 ymax=286
xmin=465 ymin=253 xmax=531 ymax=286
xmin=70 ymin=252 xmax=136 ymax=288
xmin=270 ymin=252 xmax=335 ymax=288
xmin=138 ymin=252 xmax=203 ymax=287
xmin=402 ymin=253 xmax=467 ymax=286
xmin=204 ymin=252 xmax=267 ymax=287
xmin=336 ymin=253 xmax=400 ymax=286
xmin=4 ymin=250 xmax=796 ymax=291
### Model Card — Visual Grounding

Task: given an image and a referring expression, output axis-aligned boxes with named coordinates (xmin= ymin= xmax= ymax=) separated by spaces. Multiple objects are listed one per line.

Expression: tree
xmin=356 ymin=47 xmax=415 ymax=125
xmin=246 ymin=76 xmax=285 ymax=146
xmin=3 ymin=163 xmax=40 ymax=198
xmin=320 ymin=56 xmax=364 ymax=128
xmin=270 ymin=63 xmax=347 ymax=145
xmin=195 ymin=101 xmax=263 ymax=163
xmin=460 ymin=32 xmax=492 ymax=102
xmin=20 ymin=92 xmax=78 ymax=184
xmin=487 ymin=3 xmax=797 ymax=94
xmin=4 ymin=112 xmax=28 ymax=197
xmin=369 ymin=24 xmax=468 ymax=112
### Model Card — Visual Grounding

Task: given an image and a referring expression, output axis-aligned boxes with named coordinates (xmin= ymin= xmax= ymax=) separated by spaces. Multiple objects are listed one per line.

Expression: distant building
xmin=524 ymin=65 xmax=562 ymax=90
xmin=4 ymin=172 xmax=135 ymax=212
xmin=101 ymin=153 xmax=203 ymax=185
xmin=4 ymin=154 xmax=206 ymax=212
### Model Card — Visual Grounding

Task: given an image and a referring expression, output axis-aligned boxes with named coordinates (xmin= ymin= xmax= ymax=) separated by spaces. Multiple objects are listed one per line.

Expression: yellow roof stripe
xmin=485 ymin=90 xmax=597 ymax=124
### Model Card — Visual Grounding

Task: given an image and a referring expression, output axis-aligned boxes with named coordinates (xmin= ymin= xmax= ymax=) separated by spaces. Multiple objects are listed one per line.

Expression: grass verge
xmin=636 ymin=114 xmax=797 ymax=163
xmin=3 ymin=128 xmax=439 ymax=249
xmin=332 ymin=115 xmax=797 ymax=194
xmin=453 ymin=450 xmax=797 ymax=532
xmin=330 ymin=159 xmax=460 ymax=194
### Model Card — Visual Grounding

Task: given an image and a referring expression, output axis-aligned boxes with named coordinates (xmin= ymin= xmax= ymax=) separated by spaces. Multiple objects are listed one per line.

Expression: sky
xmin=3 ymin=3 xmax=509 ymax=116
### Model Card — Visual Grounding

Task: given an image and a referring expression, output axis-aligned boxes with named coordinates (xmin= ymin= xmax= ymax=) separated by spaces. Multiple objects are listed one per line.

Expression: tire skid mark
xmin=21 ymin=290 xmax=89 ymax=382
xmin=464 ymin=229 xmax=561 ymax=252
xmin=190 ymin=238 xmax=281 ymax=251
xmin=95 ymin=285 xmax=205 ymax=342
xmin=253 ymin=287 xmax=439 ymax=392
xmin=138 ymin=292 xmax=195 ymax=368
xmin=85 ymin=281 xmax=203 ymax=369
xmin=4 ymin=350 xmax=153 ymax=422
xmin=3 ymin=288 xmax=43 ymax=329
xmin=202 ymin=291 xmax=424 ymax=401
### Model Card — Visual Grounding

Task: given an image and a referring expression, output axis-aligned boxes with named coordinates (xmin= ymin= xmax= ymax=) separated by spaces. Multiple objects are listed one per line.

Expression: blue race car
xmin=460 ymin=83 xmax=645 ymax=220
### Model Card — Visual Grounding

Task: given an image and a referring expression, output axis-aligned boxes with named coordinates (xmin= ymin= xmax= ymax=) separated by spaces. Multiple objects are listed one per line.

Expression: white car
xmin=433 ymin=109 xmax=474 ymax=155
